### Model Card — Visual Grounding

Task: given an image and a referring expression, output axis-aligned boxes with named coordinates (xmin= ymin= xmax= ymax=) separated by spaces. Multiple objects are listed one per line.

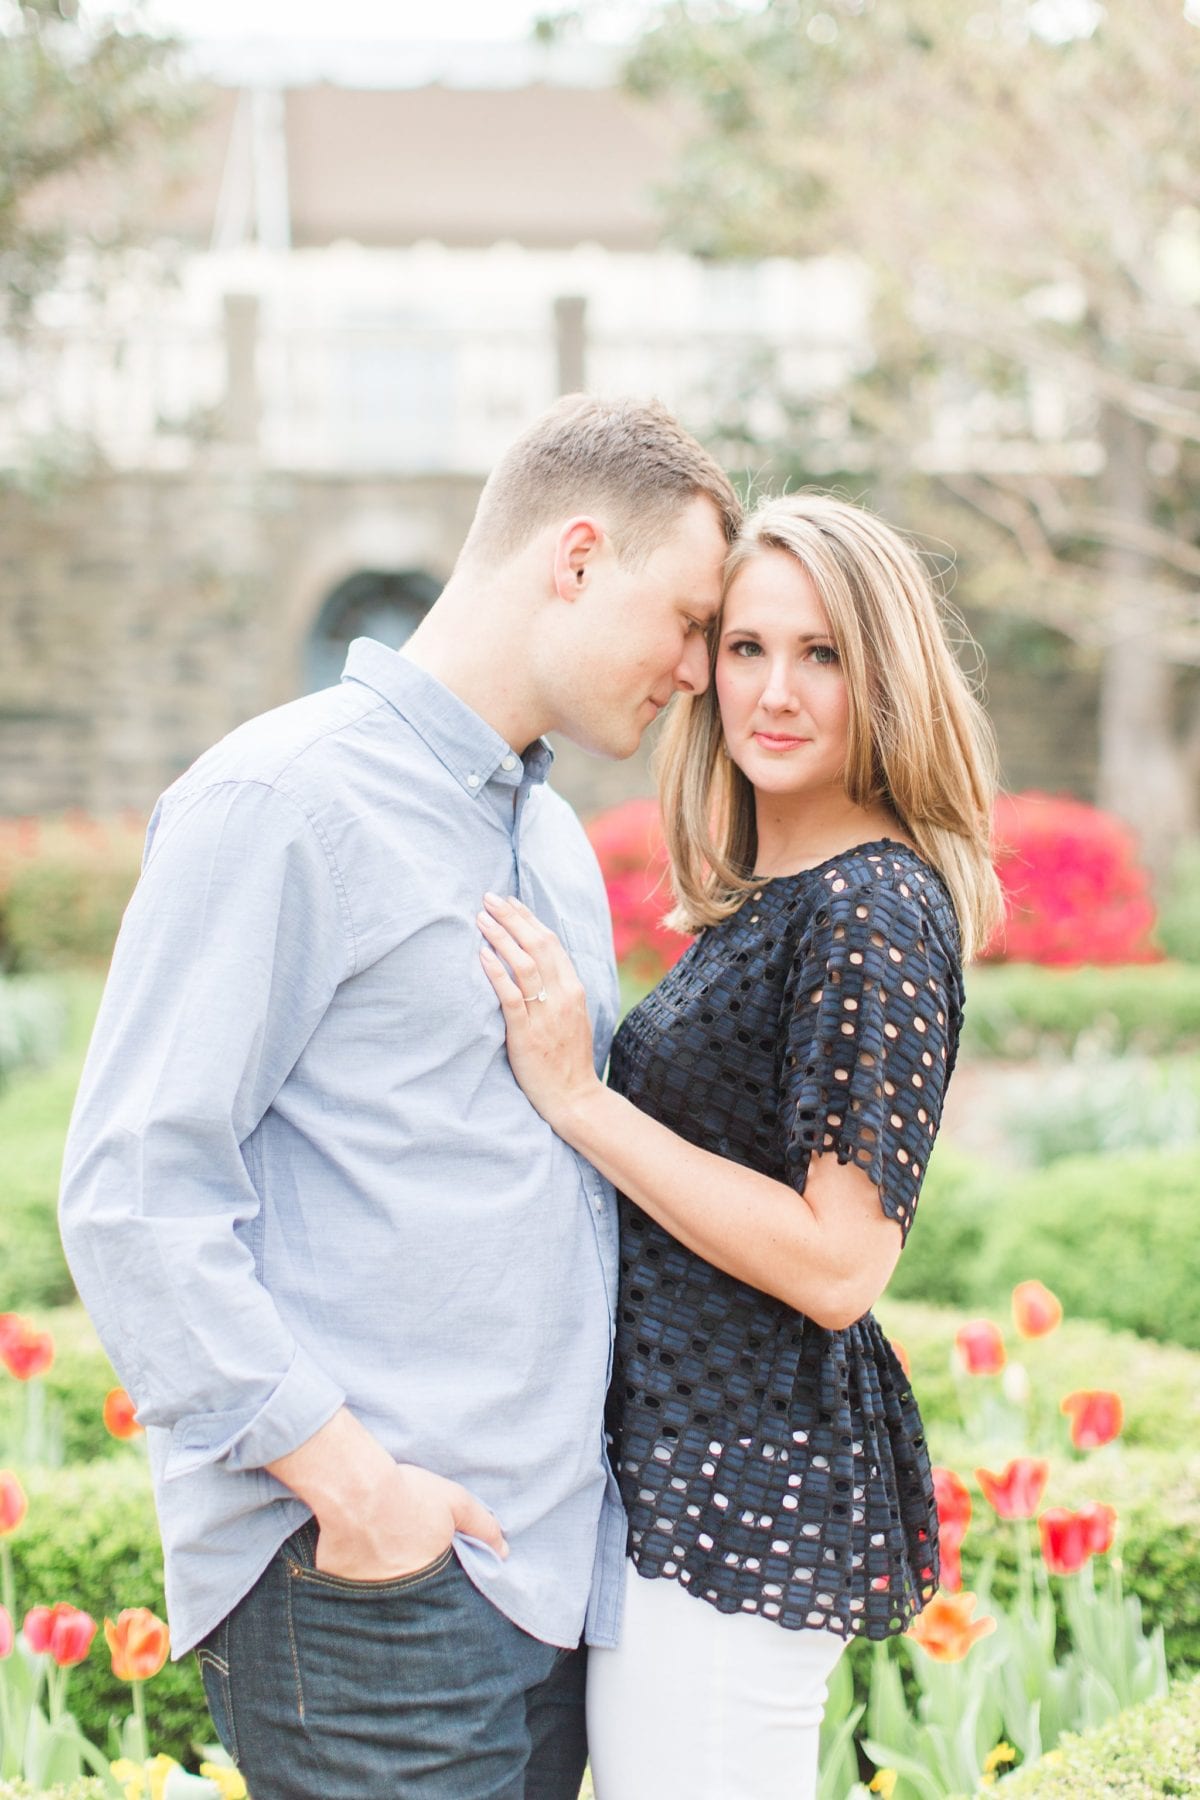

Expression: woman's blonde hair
xmin=655 ymin=492 xmax=1004 ymax=960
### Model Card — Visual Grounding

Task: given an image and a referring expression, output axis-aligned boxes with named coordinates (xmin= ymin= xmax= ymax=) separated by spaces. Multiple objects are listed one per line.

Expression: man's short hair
xmin=460 ymin=394 xmax=742 ymax=568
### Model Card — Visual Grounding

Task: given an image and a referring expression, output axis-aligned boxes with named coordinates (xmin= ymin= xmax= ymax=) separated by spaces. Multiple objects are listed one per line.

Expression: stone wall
xmin=0 ymin=462 xmax=1100 ymax=823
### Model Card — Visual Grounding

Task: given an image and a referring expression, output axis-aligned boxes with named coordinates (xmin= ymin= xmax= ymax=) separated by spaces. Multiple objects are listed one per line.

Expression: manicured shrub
xmin=586 ymin=798 xmax=690 ymax=980
xmin=976 ymin=1149 xmax=1200 ymax=1353
xmin=1158 ymin=838 xmax=1200 ymax=966
xmin=984 ymin=791 xmax=1160 ymax=966
xmin=0 ymin=813 xmax=143 ymax=971
xmin=0 ymin=1785 xmax=106 ymax=1799
xmin=997 ymin=1673 xmax=1200 ymax=1796
xmin=887 ymin=1148 xmax=1200 ymax=1351
xmin=8 ymin=1461 xmax=209 ymax=1768
xmin=961 ymin=960 xmax=1200 ymax=1057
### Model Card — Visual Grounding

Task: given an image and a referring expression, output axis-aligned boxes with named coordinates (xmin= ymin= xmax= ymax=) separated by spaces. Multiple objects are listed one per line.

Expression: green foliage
xmin=0 ymin=979 xmax=65 ymax=1089
xmin=0 ymin=1307 xmax=124 ymax=1467
xmin=0 ymin=972 xmax=103 ymax=1312
xmin=877 ymin=1302 xmax=1200 ymax=1672
xmin=1159 ymin=841 xmax=1200 ymax=966
xmin=886 ymin=1147 xmax=1200 ymax=1351
xmin=0 ymin=3 xmax=194 ymax=323
xmin=987 ymin=1057 xmax=1200 ymax=1167
xmin=7 ymin=1462 xmax=209 ymax=1770
xmin=997 ymin=1674 xmax=1200 ymax=1796
xmin=960 ymin=963 xmax=1200 ymax=1058
xmin=0 ymin=1784 xmax=105 ymax=1799
xmin=0 ymin=820 xmax=142 ymax=972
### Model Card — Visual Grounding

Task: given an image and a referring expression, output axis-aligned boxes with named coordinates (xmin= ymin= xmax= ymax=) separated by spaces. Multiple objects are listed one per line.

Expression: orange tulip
xmin=0 ymin=1471 xmax=27 ymax=1536
xmin=105 ymin=1607 xmax=170 ymax=1681
xmin=1078 ymin=1500 xmax=1118 ymax=1556
xmin=955 ymin=1320 xmax=1006 ymax=1376
xmin=103 ymin=1388 xmax=143 ymax=1440
xmin=0 ymin=1315 xmax=21 ymax=1355
xmin=1012 ymin=1280 xmax=1062 ymax=1339
xmin=932 ymin=1467 xmax=972 ymax=1550
xmin=23 ymin=1602 xmax=97 ymax=1667
xmin=976 ymin=1457 xmax=1050 ymax=1521
xmin=891 ymin=1339 xmax=911 ymax=1378
xmin=1061 ymin=1389 xmax=1123 ymax=1449
xmin=907 ymin=1590 xmax=996 ymax=1661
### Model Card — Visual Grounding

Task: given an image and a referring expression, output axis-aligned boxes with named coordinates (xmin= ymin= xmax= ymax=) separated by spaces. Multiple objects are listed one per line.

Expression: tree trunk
xmin=1095 ymin=406 xmax=1196 ymax=882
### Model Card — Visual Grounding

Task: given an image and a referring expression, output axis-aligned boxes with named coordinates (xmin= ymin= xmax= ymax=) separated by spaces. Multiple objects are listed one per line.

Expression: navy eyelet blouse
xmin=606 ymin=839 xmax=963 ymax=1639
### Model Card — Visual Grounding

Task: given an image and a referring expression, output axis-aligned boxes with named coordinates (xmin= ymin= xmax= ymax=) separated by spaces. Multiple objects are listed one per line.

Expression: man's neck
xmin=400 ymin=591 xmax=547 ymax=755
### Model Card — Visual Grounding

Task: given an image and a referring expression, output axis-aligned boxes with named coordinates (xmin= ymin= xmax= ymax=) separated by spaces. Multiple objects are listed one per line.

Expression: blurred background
xmin=1 ymin=5 xmax=1200 ymax=1795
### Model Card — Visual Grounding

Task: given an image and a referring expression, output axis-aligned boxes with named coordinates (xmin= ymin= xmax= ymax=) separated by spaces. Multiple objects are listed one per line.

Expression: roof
xmin=150 ymin=81 xmax=683 ymax=251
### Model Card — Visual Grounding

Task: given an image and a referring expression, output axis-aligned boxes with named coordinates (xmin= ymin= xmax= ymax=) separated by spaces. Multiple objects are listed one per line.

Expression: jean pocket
xmin=195 ymin=1621 xmax=239 ymax=1765
xmin=282 ymin=1523 xmax=456 ymax=1599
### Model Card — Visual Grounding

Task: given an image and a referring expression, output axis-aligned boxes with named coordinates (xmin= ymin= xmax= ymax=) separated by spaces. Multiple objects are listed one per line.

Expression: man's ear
xmin=552 ymin=516 xmax=605 ymax=602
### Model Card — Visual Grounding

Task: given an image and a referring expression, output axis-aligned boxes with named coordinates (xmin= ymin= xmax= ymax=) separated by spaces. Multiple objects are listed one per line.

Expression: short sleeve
xmin=780 ymin=878 xmax=959 ymax=1242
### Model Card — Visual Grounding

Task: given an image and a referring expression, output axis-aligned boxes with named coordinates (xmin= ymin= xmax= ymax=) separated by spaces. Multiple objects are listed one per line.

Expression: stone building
xmin=0 ymin=60 xmax=1096 ymax=819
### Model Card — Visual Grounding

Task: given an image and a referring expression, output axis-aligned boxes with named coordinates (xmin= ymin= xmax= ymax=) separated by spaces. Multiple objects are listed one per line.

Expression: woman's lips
xmin=754 ymin=731 xmax=809 ymax=749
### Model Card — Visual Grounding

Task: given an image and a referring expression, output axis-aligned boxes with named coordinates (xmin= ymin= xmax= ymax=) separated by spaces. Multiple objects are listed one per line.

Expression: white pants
xmin=586 ymin=1561 xmax=847 ymax=1800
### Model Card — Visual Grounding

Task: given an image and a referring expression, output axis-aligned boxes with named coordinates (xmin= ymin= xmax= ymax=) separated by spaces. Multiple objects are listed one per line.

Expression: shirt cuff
xmin=162 ymin=1344 xmax=346 ymax=1481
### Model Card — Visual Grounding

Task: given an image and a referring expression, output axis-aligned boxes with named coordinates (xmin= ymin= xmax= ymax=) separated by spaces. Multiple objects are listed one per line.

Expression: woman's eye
xmin=729 ymin=640 xmax=762 ymax=657
xmin=810 ymin=644 xmax=840 ymax=666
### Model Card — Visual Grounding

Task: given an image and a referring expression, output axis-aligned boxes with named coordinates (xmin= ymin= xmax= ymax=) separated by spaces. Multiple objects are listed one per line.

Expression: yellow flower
xmin=110 ymin=1760 xmax=146 ymax=1800
xmin=200 ymin=1761 xmax=249 ymax=1799
xmin=869 ymin=1773 xmax=898 ymax=1798
xmin=984 ymin=1742 xmax=1017 ymax=1774
xmin=148 ymin=1753 xmax=180 ymax=1800
xmin=1043 ymin=1749 xmax=1064 ymax=1766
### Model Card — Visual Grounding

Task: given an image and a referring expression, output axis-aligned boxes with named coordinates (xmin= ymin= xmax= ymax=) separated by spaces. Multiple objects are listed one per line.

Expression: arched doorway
xmin=305 ymin=568 xmax=443 ymax=693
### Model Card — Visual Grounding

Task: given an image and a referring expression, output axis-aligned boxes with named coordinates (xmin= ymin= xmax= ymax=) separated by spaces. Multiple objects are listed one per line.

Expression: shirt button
xmin=466 ymin=773 xmax=480 ymax=789
xmin=501 ymin=754 xmax=518 ymax=772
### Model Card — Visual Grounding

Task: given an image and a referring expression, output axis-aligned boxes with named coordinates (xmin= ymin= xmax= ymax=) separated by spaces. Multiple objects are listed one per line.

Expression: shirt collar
xmin=340 ymin=637 xmax=553 ymax=797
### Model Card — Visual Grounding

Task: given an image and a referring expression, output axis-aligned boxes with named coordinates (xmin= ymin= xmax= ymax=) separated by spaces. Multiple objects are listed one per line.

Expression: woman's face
xmin=715 ymin=549 xmax=851 ymax=805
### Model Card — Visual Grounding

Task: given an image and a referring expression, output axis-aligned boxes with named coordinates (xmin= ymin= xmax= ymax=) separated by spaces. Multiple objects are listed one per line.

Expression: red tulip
xmin=1038 ymin=1508 xmax=1092 ymax=1575
xmin=0 ymin=1471 xmax=27 ymax=1536
xmin=939 ymin=1544 xmax=963 ymax=1593
xmin=1078 ymin=1500 xmax=1117 ymax=1556
xmin=1012 ymin=1280 xmax=1062 ymax=1339
xmin=955 ymin=1320 xmax=1006 ymax=1376
xmin=976 ymin=1458 xmax=1050 ymax=1521
xmin=105 ymin=1607 xmax=170 ymax=1681
xmin=0 ymin=1322 xmax=54 ymax=1381
xmin=23 ymin=1602 xmax=97 ymax=1667
xmin=0 ymin=1604 xmax=13 ymax=1659
xmin=907 ymin=1590 xmax=997 ymax=1661
xmin=103 ymin=1387 xmax=143 ymax=1440
xmin=0 ymin=1314 xmax=22 ymax=1354
xmin=1061 ymin=1390 xmax=1123 ymax=1449
xmin=932 ymin=1467 xmax=972 ymax=1550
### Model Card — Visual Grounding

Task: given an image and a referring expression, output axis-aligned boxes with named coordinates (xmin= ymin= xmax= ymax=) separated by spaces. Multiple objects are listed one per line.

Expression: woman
xmin=478 ymin=493 xmax=1002 ymax=1800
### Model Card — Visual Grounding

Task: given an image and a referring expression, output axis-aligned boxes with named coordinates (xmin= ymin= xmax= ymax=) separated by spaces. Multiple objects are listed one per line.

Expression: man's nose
xmin=675 ymin=631 xmax=711 ymax=695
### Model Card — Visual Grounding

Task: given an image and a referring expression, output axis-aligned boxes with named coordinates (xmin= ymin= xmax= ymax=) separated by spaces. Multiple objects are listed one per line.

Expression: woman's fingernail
xmin=483 ymin=891 xmax=503 ymax=906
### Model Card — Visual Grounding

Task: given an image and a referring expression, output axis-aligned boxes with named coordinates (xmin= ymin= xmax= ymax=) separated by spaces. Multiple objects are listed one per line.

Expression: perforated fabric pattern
xmin=606 ymin=841 xmax=963 ymax=1639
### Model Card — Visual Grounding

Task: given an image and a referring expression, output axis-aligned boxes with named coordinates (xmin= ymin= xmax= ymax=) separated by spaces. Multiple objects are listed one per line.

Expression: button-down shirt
xmin=59 ymin=639 xmax=628 ymax=1658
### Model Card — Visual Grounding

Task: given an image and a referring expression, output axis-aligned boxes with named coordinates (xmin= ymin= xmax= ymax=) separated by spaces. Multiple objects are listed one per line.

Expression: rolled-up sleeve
xmin=59 ymin=779 xmax=354 ymax=1480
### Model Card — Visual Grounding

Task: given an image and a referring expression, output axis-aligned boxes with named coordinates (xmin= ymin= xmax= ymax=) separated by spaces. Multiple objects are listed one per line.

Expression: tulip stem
xmin=131 ymin=1680 xmax=149 ymax=1765
xmin=0 ymin=1541 xmax=14 ymax=1622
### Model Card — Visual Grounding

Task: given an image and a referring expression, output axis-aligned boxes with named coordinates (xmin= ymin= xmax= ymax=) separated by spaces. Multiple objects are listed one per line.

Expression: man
xmin=59 ymin=394 xmax=739 ymax=1799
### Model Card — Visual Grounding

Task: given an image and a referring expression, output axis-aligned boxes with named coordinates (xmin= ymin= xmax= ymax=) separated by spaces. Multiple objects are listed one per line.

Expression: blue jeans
xmin=196 ymin=1521 xmax=588 ymax=1799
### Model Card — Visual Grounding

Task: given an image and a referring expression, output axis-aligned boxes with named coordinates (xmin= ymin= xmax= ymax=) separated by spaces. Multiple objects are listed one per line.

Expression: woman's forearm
xmin=559 ymin=1085 xmax=878 ymax=1329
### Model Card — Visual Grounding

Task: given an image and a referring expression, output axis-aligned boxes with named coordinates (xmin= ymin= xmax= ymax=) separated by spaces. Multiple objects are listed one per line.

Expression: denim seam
xmin=284 ymin=1563 xmax=306 ymax=1726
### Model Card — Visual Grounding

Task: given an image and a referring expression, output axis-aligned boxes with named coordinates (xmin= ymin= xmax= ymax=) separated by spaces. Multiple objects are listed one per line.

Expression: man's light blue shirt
xmin=59 ymin=638 xmax=628 ymax=1658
